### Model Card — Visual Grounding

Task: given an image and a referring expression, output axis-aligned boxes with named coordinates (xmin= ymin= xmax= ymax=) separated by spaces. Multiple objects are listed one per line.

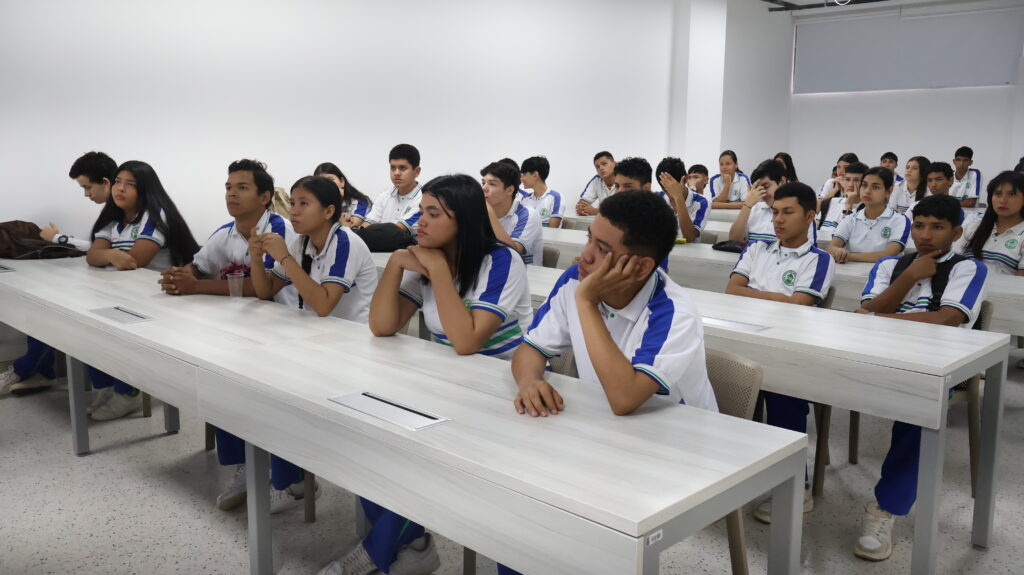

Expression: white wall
xmin=0 ymin=0 xmax=676 ymax=240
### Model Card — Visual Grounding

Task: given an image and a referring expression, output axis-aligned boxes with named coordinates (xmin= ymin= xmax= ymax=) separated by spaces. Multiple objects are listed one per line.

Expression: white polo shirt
xmin=398 ymin=244 xmax=533 ymax=359
xmin=818 ymin=177 xmax=841 ymax=200
xmin=579 ymin=175 xmax=615 ymax=207
xmin=94 ymin=210 xmax=171 ymax=271
xmin=888 ymin=180 xmax=916 ymax=214
xmin=709 ymin=173 xmax=751 ymax=203
xmin=819 ymin=198 xmax=860 ymax=241
xmin=732 ymin=239 xmax=835 ymax=302
xmin=347 ymin=198 xmax=372 ymax=222
xmin=746 ymin=202 xmax=817 ymax=244
xmin=523 ymin=266 xmax=719 ymax=412
xmin=520 ymin=188 xmax=565 ymax=226
xmin=498 ymin=194 xmax=544 ymax=266
xmin=834 ymin=207 xmax=910 ymax=253
xmin=364 ymin=184 xmax=423 ymax=231
xmin=192 ymin=210 xmax=299 ymax=306
xmin=656 ymin=190 xmax=711 ymax=238
xmin=861 ymin=252 xmax=989 ymax=327
xmin=271 ymin=223 xmax=378 ymax=323
xmin=953 ymin=218 xmax=1024 ymax=275
xmin=951 ymin=168 xmax=983 ymax=202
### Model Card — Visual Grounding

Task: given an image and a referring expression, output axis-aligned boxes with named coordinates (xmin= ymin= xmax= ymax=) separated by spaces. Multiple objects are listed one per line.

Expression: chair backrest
xmin=819 ymin=286 xmax=836 ymax=309
xmin=542 ymin=246 xmax=560 ymax=269
xmin=565 ymin=218 xmax=591 ymax=231
xmin=548 ymin=347 xmax=579 ymax=378
xmin=699 ymin=230 xmax=719 ymax=245
xmin=705 ymin=347 xmax=763 ymax=420
xmin=976 ymin=300 xmax=993 ymax=331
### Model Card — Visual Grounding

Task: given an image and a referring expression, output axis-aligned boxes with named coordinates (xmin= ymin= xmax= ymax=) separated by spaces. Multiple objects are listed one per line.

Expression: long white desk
xmin=0 ymin=259 xmax=806 ymax=575
xmin=371 ymin=251 xmax=1011 ymax=575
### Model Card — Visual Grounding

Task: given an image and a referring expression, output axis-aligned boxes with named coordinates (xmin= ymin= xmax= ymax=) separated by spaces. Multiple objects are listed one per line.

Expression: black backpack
xmin=889 ymin=252 xmax=982 ymax=328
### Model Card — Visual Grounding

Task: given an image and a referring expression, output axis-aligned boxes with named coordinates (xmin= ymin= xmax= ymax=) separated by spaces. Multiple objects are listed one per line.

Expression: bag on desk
xmin=0 ymin=220 xmax=86 ymax=259
xmin=350 ymin=223 xmax=415 ymax=252
xmin=711 ymin=239 xmax=746 ymax=253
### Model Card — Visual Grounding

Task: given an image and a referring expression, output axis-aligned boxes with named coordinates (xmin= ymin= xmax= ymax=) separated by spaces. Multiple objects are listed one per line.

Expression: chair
xmin=809 ymin=286 xmax=837 ymax=496
xmin=542 ymin=246 xmax=560 ymax=269
xmin=564 ymin=218 xmax=591 ymax=231
xmin=700 ymin=230 xmax=719 ymax=245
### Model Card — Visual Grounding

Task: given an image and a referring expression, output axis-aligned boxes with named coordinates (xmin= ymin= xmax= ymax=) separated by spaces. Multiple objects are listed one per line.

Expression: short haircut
xmin=594 ymin=151 xmax=614 ymax=163
xmin=389 ymin=143 xmax=420 ymax=168
xmin=480 ymin=161 xmax=521 ymax=191
xmin=954 ymin=146 xmax=974 ymax=159
xmin=499 ymin=157 xmax=520 ymax=172
xmin=749 ymin=159 xmax=787 ymax=184
xmin=880 ymin=151 xmax=898 ymax=163
xmin=687 ymin=164 xmax=709 ymax=176
xmin=521 ymin=156 xmax=550 ymax=181
xmin=655 ymin=157 xmax=686 ymax=182
xmin=613 ymin=157 xmax=653 ymax=185
xmin=863 ymin=166 xmax=894 ymax=190
xmin=772 ymin=182 xmax=817 ymax=214
xmin=228 ymin=159 xmax=275 ymax=208
xmin=926 ymin=161 xmax=954 ymax=179
xmin=837 ymin=152 xmax=860 ymax=164
xmin=911 ymin=194 xmax=962 ymax=227
xmin=599 ymin=190 xmax=677 ymax=265
xmin=844 ymin=162 xmax=869 ymax=176
xmin=69 ymin=151 xmax=117 ymax=184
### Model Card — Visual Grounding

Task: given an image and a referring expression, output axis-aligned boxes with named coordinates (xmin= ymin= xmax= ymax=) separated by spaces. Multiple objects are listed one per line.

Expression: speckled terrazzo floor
xmin=1 ymin=349 xmax=1023 ymax=575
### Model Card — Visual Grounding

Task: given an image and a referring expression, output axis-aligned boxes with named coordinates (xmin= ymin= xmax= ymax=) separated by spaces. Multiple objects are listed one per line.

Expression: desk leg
xmin=768 ymin=466 xmax=802 ymax=575
xmin=912 ymin=424 xmax=947 ymax=575
xmin=163 ymin=404 xmax=180 ymax=434
xmin=65 ymin=356 xmax=90 ymax=456
xmin=355 ymin=497 xmax=369 ymax=539
xmin=972 ymin=358 xmax=1006 ymax=549
xmin=245 ymin=442 xmax=273 ymax=575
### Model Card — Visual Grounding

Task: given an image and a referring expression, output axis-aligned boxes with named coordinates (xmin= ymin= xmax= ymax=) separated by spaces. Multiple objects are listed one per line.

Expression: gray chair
xmin=542 ymin=246 xmax=560 ymax=269
xmin=700 ymin=230 xmax=719 ymax=244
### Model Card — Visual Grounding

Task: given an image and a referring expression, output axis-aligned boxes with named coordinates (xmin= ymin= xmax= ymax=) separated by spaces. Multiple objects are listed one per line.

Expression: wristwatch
xmin=57 ymin=234 xmax=69 ymax=245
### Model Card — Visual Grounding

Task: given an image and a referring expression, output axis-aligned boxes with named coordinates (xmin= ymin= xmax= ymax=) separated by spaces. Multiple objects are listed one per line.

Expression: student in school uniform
xmin=519 ymin=155 xmax=564 ymax=228
xmin=880 ymin=152 xmax=903 ymax=185
xmin=774 ymin=152 xmax=799 ymax=183
xmin=827 ymin=167 xmax=910 ymax=264
xmin=85 ymin=160 xmax=199 ymax=420
xmin=728 ymin=159 xmax=815 ymax=245
xmin=314 ymin=162 xmax=374 ymax=226
xmin=853 ymin=194 xmax=988 ymax=561
xmin=819 ymin=152 xmax=860 ymax=201
xmin=709 ymin=150 xmax=751 ymax=209
xmin=951 ymin=146 xmax=982 ymax=208
xmin=725 ymin=182 xmax=834 ymax=522
xmin=0 ymin=152 xmax=117 ymax=395
xmin=656 ymin=156 xmax=710 ymax=243
xmin=687 ymin=164 xmax=710 ymax=197
xmin=481 ymin=160 xmax=544 ymax=265
xmin=818 ymin=161 xmax=867 ymax=240
xmin=954 ymin=171 xmax=1024 ymax=276
xmin=158 ymin=159 xmax=297 ymax=304
xmin=358 ymin=144 xmax=423 ymax=239
xmin=318 ymin=175 xmax=533 ymax=575
xmin=888 ymin=156 xmax=930 ymax=215
xmin=576 ymin=150 xmax=616 ymax=215
xmin=907 ymin=162 xmax=956 ymax=215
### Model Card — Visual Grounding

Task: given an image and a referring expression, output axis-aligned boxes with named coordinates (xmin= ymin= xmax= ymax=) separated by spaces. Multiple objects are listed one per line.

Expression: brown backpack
xmin=0 ymin=220 xmax=86 ymax=259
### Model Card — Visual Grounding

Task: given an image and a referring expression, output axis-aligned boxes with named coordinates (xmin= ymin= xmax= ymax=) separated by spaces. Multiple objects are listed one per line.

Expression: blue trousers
xmin=11 ymin=337 xmax=57 ymax=380
xmin=359 ymin=498 xmax=425 ymax=573
xmin=214 ymin=427 xmax=303 ymax=491
xmin=496 ymin=565 xmax=522 ymax=575
xmin=86 ymin=365 xmax=136 ymax=395
xmin=875 ymin=421 xmax=920 ymax=516
xmin=764 ymin=392 xmax=810 ymax=482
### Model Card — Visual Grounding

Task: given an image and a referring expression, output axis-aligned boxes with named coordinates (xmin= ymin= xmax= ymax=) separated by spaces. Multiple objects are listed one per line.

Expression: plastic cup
xmin=227 ymin=272 xmax=245 ymax=297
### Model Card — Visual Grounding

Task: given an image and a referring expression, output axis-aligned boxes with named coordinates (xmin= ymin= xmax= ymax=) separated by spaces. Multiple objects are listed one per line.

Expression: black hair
xmin=908 ymin=156 xmax=931 ymax=201
xmin=844 ymin=162 xmax=869 ymax=177
xmin=656 ymin=157 xmax=686 ymax=182
xmin=313 ymin=162 xmax=373 ymax=211
xmin=599 ymin=190 xmax=677 ymax=266
xmin=389 ymin=144 xmax=420 ymax=168
xmin=593 ymin=151 xmax=614 ymax=163
xmin=954 ymin=146 xmax=974 ymax=160
xmin=499 ymin=158 xmax=520 ymax=172
xmin=1014 ymin=156 xmax=1024 ymax=173
xmin=926 ymin=162 xmax=954 ymax=180
xmin=420 ymin=174 xmax=502 ymax=298
xmin=719 ymin=150 xmax=741 ymax=173
xmin=911 ymin=194 xmax=962 ymax=227
xmin=880 ymin=151 xmax=898 ymax=163
xmin=863 ymin=166 xmax=894 ymax=191
xmin=291 ymin=175 xmax=344 ymax=223
xmin=773 ymin=152 xmax=799 ymax=182
xmin=228 ymin=159 xmax=275 ymax=209
xmin=614 ymin=157 xmax=653 ymax=185
xmin=69 ymin=151 xmax=117 ymax=184
xmin=837 ymin=152 xmax=860 ymax=164
xmin=749 ymin=159 xmax=787 ymax=184
xmin=480 ymin=161 xmax=521 ymax=191
xmin=966 ymin=171 xmax=1024 ymax=259
xmin=90 ymin=161 xmax=199 ymax=266
xmin=521 ymin=156 xmax=550 ymax=181
xmin=688 ymin=164 xmax=709 ymax=176
xmin=772 ymin=182 xmax=817 ymax=214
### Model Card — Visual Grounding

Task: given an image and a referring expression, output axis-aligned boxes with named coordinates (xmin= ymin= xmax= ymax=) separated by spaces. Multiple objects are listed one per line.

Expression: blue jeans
xmin=214 ymin=427 xmax=303 ymax=490
xmin=11 ymin=336 xmax=57 ymax=380
xmin=874 ymin=421 xmax=921 ymax=516
xmin=359 ymin=498 xmax=425 ymax=573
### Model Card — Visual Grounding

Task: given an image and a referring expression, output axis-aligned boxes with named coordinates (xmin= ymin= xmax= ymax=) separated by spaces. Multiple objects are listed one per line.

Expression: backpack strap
xmin=891 ymin=252 xmax=969 ymax=312
xmin=298 ymin=236 xmax=312 ymax=310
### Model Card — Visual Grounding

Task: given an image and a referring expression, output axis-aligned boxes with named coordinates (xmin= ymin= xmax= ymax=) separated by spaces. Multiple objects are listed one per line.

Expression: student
xmin=729 ymin=159 xmax=814 ymax=244
xmin=314 ymin=162 xmax=374 ymax=226
xmin=954 ymin=170 xmax=1024 ymax=276
xmin=319 ymin=175 xmax=533 ymax=575
xmin=951 ymin=146 xmax=982 ymax=208
xmin=879 ymin=152 xmax=904 ymax=184
xmin=827 ymin=167 xmax=910 ymax=264
xmin=725 ymin=182 xmax=834 ymax=522
xmin=909 ymin=162 xmax=955 ymax=215
xmin=774 ymin=152 xmax=799 ymax=183
xmin=853 ymin=194 xmax=988 ymax=561
xmin=480 ymin=160 xmax=544 ymax=265
xmin=889 ymin=156 xmax=930 ymax=214
xmin=85 ymin=160 xmax=199 ymax=420
xmin=0 ymin=152 xmax=117 ymax=395
xmin=157 ymin=159 xmax=298 ymax=305
xmin=576 ymin=151 xmax=617 ymax=215
xmin=687 ymin=164 xmax=710 ymax=197
xmin=250 ymin=175 xmax=378 ymax=321
xmin=519 ymin=155 xmax=564 ymax=228
xmin=819 ymin=152 xmax=860 ymax=200
xmin=656 ymin=156 xmax=710 ymax=243
xmin=359 ymin=143 xmax=423 ymax=235
xmin=818 ymin=161 xmax=867 ymax=240
xmin=709 ymin=150 xmax=751 ymax=209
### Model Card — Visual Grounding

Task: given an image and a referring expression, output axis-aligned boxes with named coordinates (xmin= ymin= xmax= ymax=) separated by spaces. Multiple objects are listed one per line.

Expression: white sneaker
xmin=90 ymin=391 xmax=142 ymax=421
xmin=854 ymin=502 xmax=894 ymax=561
xmin=216 ymin=465 xmax=248 ymax=511
xmin=753 ymin=486 xmax=814 ymax=524
xmin=86 ymin=387 xmax=115 ymax=414
xmin=317 ymin=539 xmax=378 ymax=575
xmin=269 ymin=479 xmax=320 ymax=514
xmin=0 ymin=366 xmax=21 ymax=393
xmin=389 ymin=533 xmax=441 ymax=575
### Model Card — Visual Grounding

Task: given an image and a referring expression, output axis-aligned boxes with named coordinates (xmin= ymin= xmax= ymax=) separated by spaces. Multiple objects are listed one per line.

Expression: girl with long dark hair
xmin=313 ymin=162 xmax=374 ymax=226
xmin=955 ymin=170 xmax=1024 ymax=276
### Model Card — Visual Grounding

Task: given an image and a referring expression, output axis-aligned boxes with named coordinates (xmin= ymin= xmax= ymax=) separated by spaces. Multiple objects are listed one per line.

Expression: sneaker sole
xmin=10 ymin=377 xmax=57 ymax=394
xmin=90 ymin=403 xmax=141 ymax=421
xmin=751 ymin=496 xmax=814 ymax=524
xmin=854 ymin=546 xmax=892 ymax=561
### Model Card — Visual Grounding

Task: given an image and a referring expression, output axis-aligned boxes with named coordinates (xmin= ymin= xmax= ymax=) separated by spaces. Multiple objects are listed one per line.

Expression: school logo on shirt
xmin=540 ymin=208 xmax=550 ymax=217
xmin=131 ymin=226 xmax=140 ymax=239
xmin=782 ymin=270 xmax=797 ymax=287
xmin=1007 ymin=239 xmax=1019 ymax=250
xmin=881 ymin=227 xmax=891 ymax=239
